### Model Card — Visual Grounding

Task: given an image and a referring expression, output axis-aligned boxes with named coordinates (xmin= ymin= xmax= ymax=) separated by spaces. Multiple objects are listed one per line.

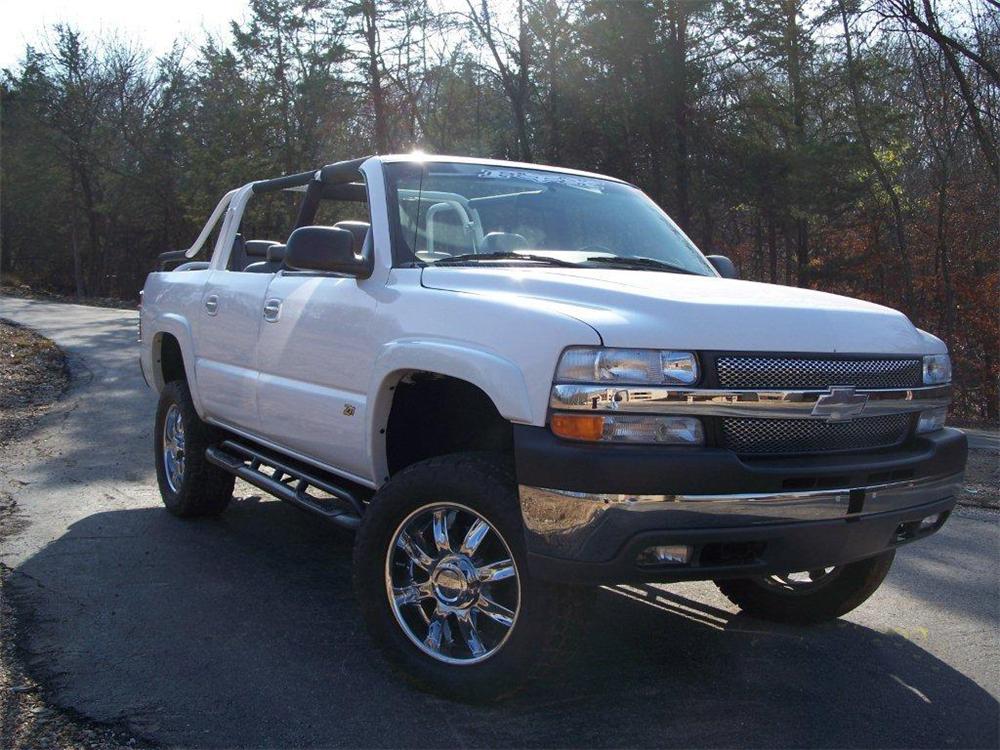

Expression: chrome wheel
xmin=385 ymin=502 xmax=521 ymax=665
xmin=162 ymin=403 xmax=186 ymax=493
xmin=760 ymin=567 xmax=839 ymax=593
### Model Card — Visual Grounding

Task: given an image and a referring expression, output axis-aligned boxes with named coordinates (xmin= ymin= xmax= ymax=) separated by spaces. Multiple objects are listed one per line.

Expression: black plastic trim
xmin=526 ymin=495 xmax=957 ymax=584
xmin=513 ymin=425 xmax=967 ymax=496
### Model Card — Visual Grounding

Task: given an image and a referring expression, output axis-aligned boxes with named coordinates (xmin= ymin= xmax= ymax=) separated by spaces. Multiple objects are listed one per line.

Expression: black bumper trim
xmin=513 ymin=425 xmax=967 ymax=496
xmin=527 ymin=496 xmax=956 ymax=584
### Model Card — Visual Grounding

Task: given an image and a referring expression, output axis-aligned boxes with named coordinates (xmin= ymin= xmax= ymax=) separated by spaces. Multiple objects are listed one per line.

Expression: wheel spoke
xmin=460 ymin=518 xmax=490 ymax=556
xmin=456 ymin=611 xmax=486 ymax=657
xmin=475 ymin=595 xmax=515 ymax=627
xmin=431 ymin=510 xmax=451 ymax=554
xmin=425 ymin=613 xmax=446 ymax=651
xmin=393 ymin=580 xmax=433 ymax=607
xmin=477 ymin=559 xmax=515 ymax=584
xmin=396 ymin=532 xmax=434 ymax=570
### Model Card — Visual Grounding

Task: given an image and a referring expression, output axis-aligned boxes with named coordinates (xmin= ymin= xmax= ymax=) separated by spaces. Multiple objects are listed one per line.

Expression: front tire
xmin=353 ymin=453 xmax=575 ymax=701
xmin=154 ymin=380 xmax=234 ymax=517
xmin=715 ymin=550 xmax=895 ymax=624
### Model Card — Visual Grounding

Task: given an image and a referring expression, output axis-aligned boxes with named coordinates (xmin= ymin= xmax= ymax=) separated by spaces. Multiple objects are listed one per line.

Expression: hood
xmin=421 ymin=267 xmax=940 ymax=354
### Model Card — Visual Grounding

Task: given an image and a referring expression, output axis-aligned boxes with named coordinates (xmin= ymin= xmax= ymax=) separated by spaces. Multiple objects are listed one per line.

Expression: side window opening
xmin=220 ymin=181 xmax=372 ymax=273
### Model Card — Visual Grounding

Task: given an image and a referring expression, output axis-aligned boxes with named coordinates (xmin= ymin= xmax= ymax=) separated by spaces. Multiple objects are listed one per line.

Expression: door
xmin=254 ymin=273 xmax=379 ymax=481
xmin=193 ymin=269 xmax=272 ymax=433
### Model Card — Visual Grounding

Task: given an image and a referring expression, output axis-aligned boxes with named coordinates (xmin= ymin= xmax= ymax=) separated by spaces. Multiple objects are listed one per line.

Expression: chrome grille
xmin=721 ymin=415 xmax=911 ymax=455
xmin=716 ymin=356 xmax=922 ymax=389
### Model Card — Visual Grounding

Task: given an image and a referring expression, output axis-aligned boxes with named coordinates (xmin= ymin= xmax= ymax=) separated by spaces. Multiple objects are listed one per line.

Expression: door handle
xmin=204 ymin=294 xmax=219 ymax=315
xmin=263 ymin=298 xmax=282 ymax=323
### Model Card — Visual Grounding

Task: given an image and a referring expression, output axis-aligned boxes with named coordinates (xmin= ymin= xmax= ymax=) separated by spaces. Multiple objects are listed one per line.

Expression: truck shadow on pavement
xmin=7 ymin=496 xmax=998 ymax=749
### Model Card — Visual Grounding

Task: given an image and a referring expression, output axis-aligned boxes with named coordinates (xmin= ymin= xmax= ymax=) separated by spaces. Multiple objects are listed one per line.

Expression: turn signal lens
xmin=550 ymin=414 xmax=605 ymax=441
xmin=550 ymin=414 xmax=704 ymax=445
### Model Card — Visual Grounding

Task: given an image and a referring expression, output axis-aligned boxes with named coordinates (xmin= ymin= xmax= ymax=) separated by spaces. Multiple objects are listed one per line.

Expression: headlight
xmin=550 ymin=414 xmax=704 ymax=445
xmin=555 ymin=347 xmax=699 ymax=385
xmin=923 ymin=354 xmax=951 ymax=385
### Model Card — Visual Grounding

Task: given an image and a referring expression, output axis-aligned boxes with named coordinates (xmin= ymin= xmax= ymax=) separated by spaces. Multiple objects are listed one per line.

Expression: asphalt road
xmin=1 ymin=296 xmax=997 ymax=749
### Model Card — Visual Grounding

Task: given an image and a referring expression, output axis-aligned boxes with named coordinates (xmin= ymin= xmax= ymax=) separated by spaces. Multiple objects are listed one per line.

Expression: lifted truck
xmin=140 ymin=154 xmax=967 ymax=700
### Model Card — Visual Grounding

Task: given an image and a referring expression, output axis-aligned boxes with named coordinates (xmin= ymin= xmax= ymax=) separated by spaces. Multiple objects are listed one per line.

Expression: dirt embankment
xmin=0 ymin=320 xmax=70 ymax=446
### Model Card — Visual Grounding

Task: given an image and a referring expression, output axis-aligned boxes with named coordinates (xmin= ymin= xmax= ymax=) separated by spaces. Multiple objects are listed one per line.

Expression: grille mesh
xmin=716 ymin=356 xmax=922 ymax=390
xmin=721 ymin=415 xmax=911 ymax=455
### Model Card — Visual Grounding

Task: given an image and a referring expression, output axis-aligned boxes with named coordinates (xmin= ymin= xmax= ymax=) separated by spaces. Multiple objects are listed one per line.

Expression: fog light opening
xmin=916 ymin=407 xmax=948 ymax=434
xmin=895 ymin=512 xmax=945 ymax=543
xmin=918 ymin=512 xmax=943 ymax=531
xmin=637 ymin=544 xmax=692 ymax=566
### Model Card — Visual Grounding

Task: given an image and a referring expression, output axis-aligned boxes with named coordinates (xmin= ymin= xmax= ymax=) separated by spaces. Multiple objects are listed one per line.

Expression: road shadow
xmin=6 ymin=498 xmax=997 ymax=748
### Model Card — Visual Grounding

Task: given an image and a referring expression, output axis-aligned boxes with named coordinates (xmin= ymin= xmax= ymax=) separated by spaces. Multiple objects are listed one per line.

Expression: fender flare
xmin=148 ymin=314 xmax=206 ymax=416
xmin=366 ymin=339 xmax=534 ymax=483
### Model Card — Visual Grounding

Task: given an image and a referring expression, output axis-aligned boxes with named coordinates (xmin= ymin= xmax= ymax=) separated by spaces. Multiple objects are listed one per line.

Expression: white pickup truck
xmin=140 ymin=154 xmax=966 ymax=700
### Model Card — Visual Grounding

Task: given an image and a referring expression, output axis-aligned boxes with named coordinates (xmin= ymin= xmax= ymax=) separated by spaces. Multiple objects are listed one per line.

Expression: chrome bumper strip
xmin=518 ymin=473 xmax=963 ymax=559
xmin=549 ymin=383 xmax=950 ymax=420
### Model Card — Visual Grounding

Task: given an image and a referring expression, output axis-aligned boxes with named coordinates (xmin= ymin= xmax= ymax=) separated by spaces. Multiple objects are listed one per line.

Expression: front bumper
xmin=514 ymin=426 xmax=967 ymax=583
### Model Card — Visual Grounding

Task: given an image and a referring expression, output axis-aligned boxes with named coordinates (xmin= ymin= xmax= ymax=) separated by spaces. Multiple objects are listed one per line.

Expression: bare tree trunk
xmin=69 ymin=191 xmax=85 ymax=299
xmin=465 ymin=0 xmax=533 ymax=161
xmin=767 ymin=212 xmax=778 ymax=283
xmin=887 ymin=0 xmax=1000 ymax=181
xmin=784 ymin=0 xmax=810 ymax=286
xmin=363 ymin=0 xmax=389 ymax=153
xmin=666 ymin=0 xmax=691 ymax=231
xmin=514 ymin=0 xmax=532 ymax=161
xmin=839 ymin=0 xmax=915 ymax=311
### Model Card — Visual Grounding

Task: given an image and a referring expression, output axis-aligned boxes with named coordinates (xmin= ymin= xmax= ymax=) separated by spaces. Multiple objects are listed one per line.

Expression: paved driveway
xmin=1 ymin=296 xmax=997 ymax=748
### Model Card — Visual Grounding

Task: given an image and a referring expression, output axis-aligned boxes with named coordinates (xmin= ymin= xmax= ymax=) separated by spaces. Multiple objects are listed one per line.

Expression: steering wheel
xmin=579 ymin=244 xmax=615 ymax=255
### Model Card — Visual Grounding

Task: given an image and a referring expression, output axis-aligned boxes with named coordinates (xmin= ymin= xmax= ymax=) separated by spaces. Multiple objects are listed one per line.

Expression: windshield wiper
xmin=584 ymin=255 xmax=700 ymax=275
xmin=432 ymin=252 xmax=580 ymax=267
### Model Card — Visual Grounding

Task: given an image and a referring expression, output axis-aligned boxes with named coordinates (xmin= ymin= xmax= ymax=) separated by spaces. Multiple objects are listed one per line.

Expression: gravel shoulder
xmin=958 ymin=446 xmax=1000 ymax=509
xmin=0 ymin=319 xmax=139 ymax=750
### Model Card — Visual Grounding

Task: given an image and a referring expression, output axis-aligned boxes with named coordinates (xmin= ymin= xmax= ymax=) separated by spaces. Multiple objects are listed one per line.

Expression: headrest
xmin=245 ymin=240 xmax=279 ymax=257
xmin=266 ymin=244 xmax=286 ymax=263
xmin=333 ymin=221 xmax=370 ymax=253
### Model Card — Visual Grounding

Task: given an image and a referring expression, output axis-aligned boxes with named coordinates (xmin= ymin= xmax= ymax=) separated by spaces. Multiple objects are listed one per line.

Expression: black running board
xmin=205 ymin=440 xmax=364 ymax=530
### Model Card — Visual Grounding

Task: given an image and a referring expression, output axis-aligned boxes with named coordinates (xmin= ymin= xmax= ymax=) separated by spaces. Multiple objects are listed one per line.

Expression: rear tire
xmin=353 ymin=453 xmax=577 ymax=702
xmin=154 ymin=380 xmax=234 ymax=517
xmin=715 ymin=550 xmax=895 ymax=624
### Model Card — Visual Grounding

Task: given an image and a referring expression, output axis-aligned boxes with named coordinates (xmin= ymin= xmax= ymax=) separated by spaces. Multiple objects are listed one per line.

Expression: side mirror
xmin=285 ymin=226 xmax=373 ymax=278
xmin=707 ymin=255 xmax=738 ymax=280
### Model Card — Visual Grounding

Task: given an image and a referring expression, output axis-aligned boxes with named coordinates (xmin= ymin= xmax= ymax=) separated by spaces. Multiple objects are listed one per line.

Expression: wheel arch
xmin=148 ymin=314 xmax=206 ymax=415
xmin=367 ymin=341 xmax=535 ymax=484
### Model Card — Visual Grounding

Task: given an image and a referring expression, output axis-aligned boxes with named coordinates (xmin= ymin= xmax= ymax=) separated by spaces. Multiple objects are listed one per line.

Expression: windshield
xmin=385 ymin=161 xmax=715 ymax=276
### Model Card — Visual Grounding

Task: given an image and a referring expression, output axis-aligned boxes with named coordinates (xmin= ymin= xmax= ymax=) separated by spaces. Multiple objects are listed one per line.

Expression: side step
xmin=205 ymin=440 xmax=365 ymax=530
